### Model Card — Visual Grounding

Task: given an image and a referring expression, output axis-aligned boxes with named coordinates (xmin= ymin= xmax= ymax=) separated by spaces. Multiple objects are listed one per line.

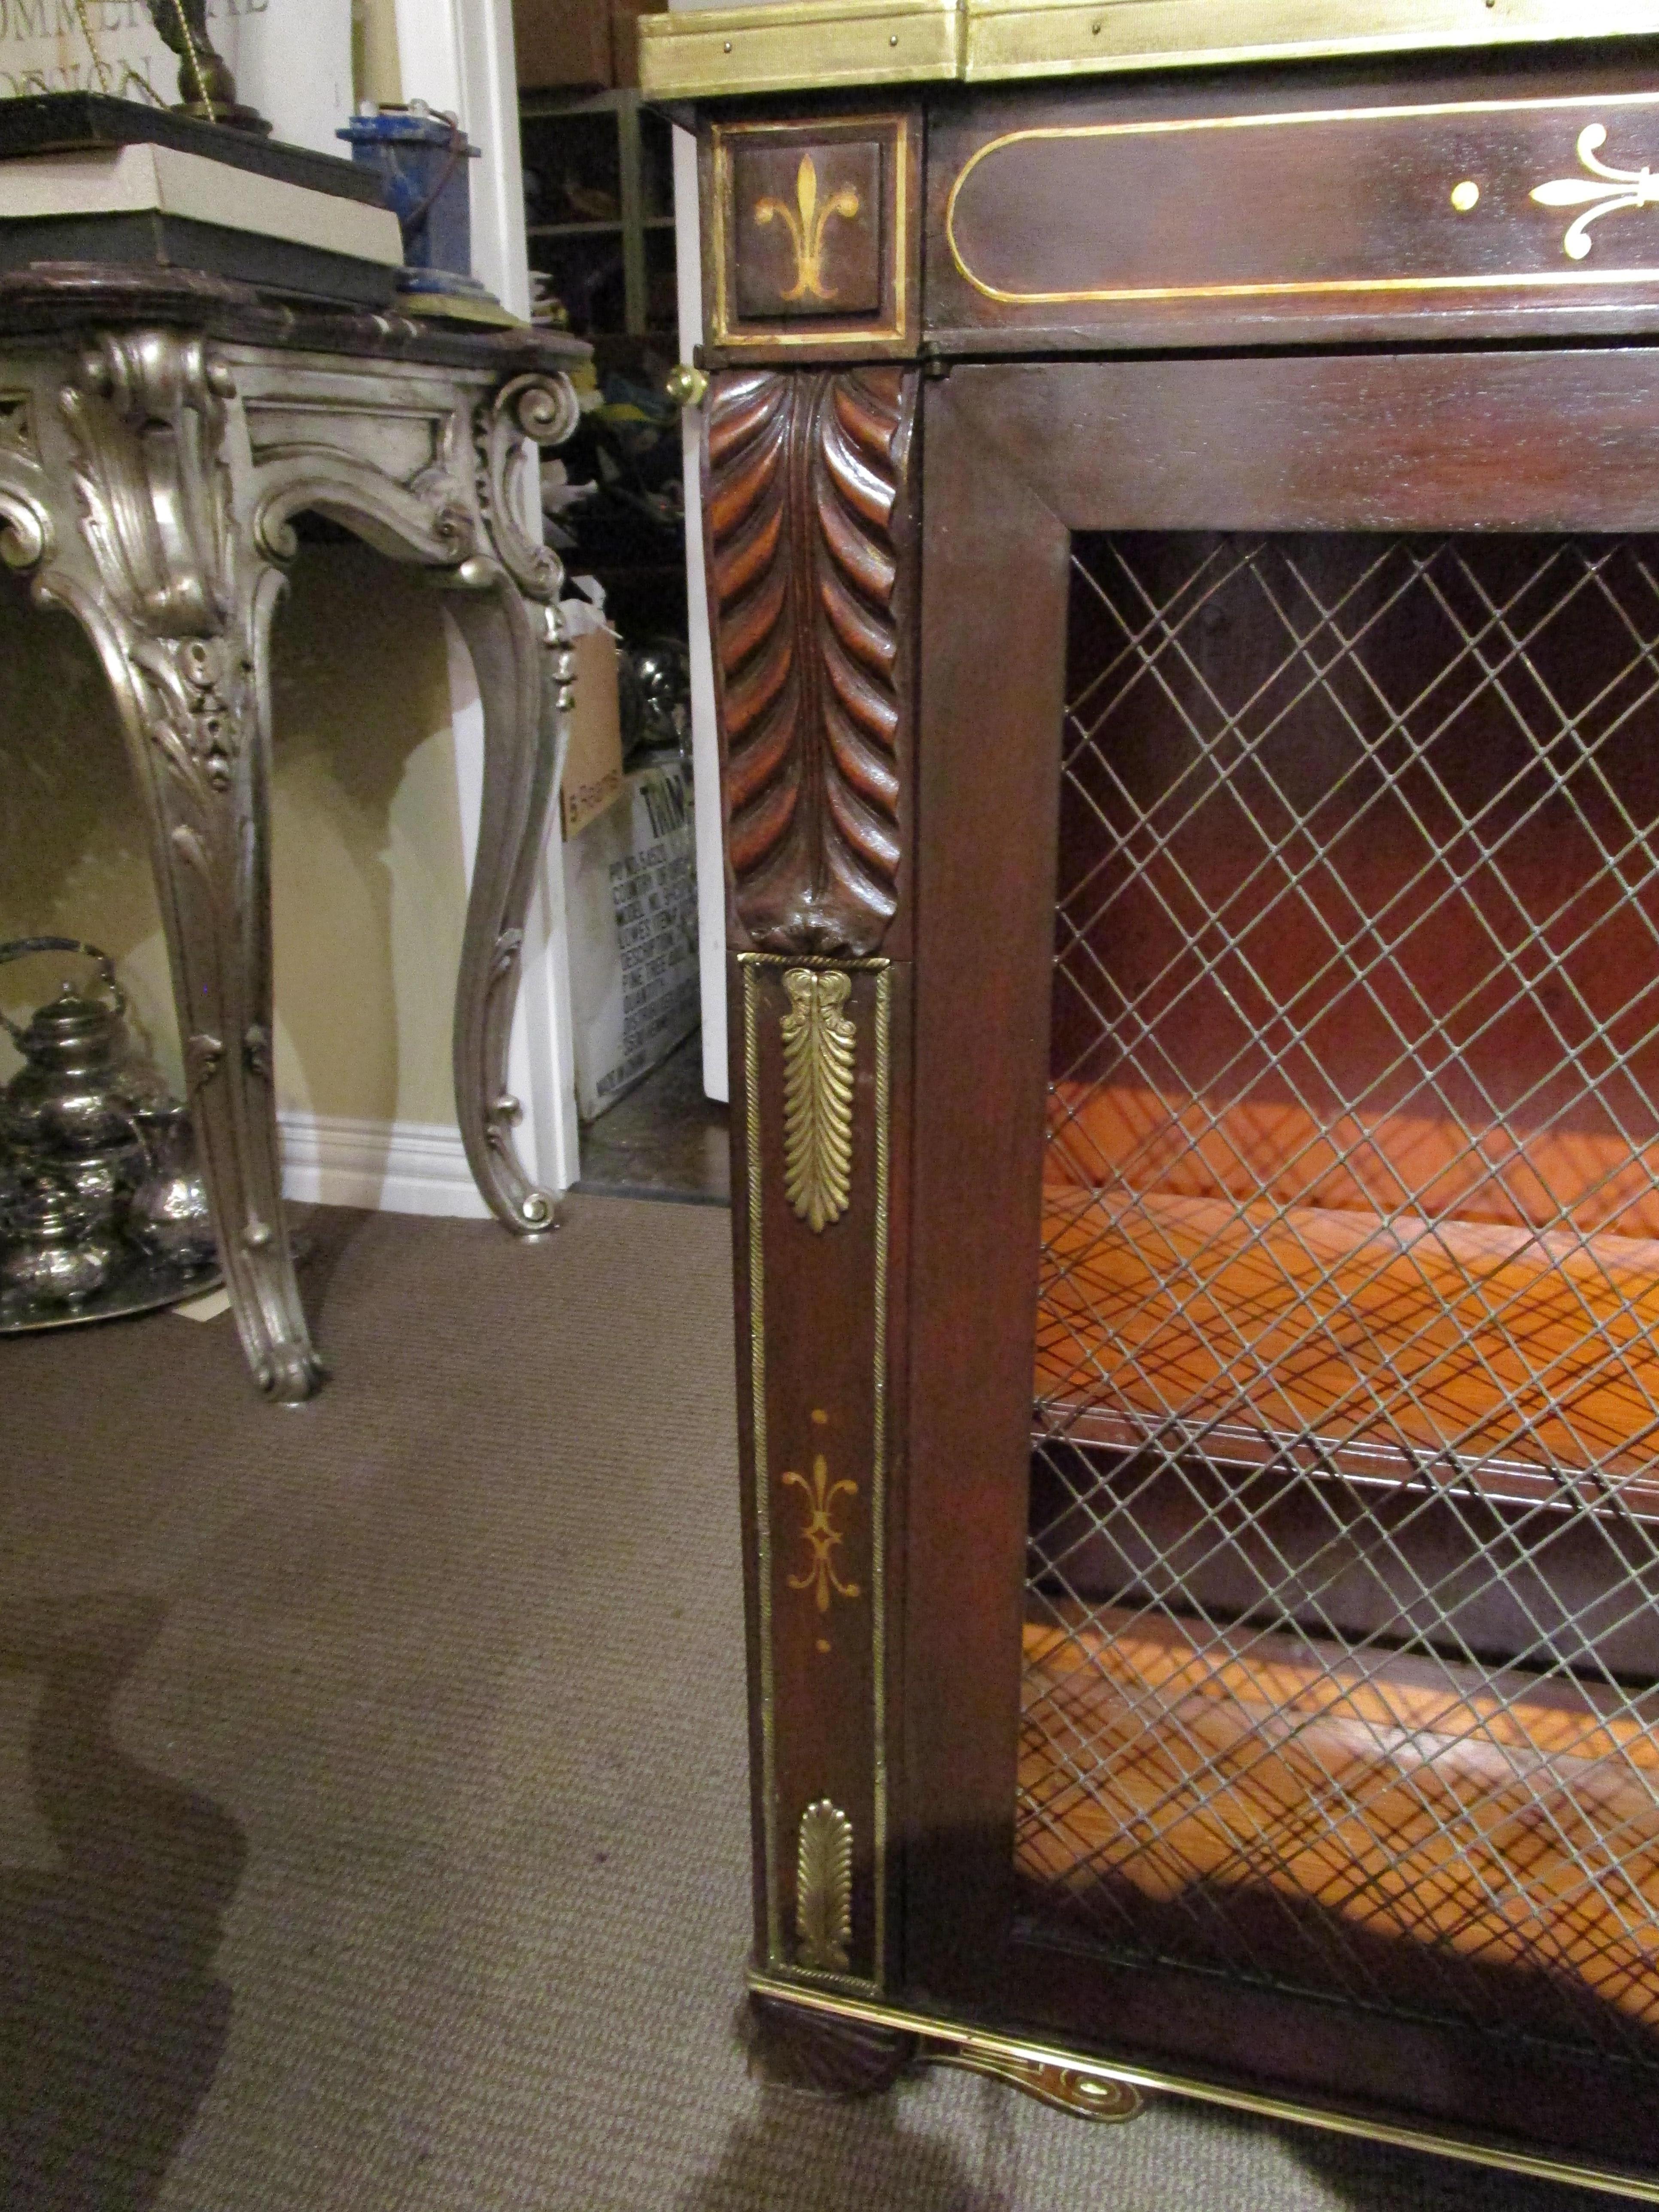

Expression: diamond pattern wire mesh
xmin=1020 ymin=532 xmax=1659 ymax=2065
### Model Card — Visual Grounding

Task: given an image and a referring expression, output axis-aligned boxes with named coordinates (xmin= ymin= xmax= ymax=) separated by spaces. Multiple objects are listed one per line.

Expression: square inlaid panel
xmin=706 ymin=112 xmax=917 ymax=356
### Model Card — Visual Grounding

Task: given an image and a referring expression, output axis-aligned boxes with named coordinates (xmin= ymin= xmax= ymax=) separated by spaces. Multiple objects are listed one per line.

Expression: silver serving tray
xmin=0 ymin=1248 xmax=223 ymax=1334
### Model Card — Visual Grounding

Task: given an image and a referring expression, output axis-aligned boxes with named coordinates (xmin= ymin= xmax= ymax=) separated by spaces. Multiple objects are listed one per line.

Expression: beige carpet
xmin=0 ymin=1198 xmax=1614 ymax=2210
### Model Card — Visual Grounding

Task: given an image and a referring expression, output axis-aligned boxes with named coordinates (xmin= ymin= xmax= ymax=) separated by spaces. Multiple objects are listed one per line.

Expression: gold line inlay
xmin=946 ymin=88 xmax=1659 ymax=310
xmin=744 ymin=960 xmax=781 ymax=1969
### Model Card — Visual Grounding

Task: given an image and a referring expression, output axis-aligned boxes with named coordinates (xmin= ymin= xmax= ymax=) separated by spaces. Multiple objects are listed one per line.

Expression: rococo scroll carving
xmin=707 ymin=367 xmax=915 ymax=955
xmin=0 ymin=483 xmax=50 ymax=571
xmin=60 ymin=334 xmax=253 ymax=816
xmin=62 ymin=330 xmax=237 ymax=635
xmin=475 ymin=371 xmax=582 ymax=602
xmin=50 ymin=328 xmax=321 ymax=1402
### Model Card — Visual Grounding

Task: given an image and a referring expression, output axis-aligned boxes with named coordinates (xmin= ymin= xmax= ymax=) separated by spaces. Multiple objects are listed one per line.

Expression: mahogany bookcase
xmin=653 ymin=14 xmax=1659 ymax=2196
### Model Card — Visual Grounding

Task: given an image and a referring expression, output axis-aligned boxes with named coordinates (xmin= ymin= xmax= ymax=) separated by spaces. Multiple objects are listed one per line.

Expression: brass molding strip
xmin=640 ymin=0 xmax=1653 ymax=100
xmin=946 ymin=88 xmax=1659 ymax=308
xmin=640 ymin=0 xmax=962 ymax=101
xmin=747 ymin=1972 xmax=1659 ymax=2201
xmin=740 ymin=951 xmax=893 ymax=1991
xmin=966 ymin=0 xmax=1659 ymax=83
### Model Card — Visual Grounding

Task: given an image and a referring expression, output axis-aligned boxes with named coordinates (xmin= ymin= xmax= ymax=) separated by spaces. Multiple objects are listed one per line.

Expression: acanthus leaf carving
xmin=707 ymin=367 xmax=914 ymax=957
xmin=61 ymin=330 xmax=237 ymax=639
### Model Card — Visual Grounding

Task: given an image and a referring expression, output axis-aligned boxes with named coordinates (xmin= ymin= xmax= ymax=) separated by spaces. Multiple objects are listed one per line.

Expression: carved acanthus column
xmin=704 ymin=365 xmax=919 ymax=1996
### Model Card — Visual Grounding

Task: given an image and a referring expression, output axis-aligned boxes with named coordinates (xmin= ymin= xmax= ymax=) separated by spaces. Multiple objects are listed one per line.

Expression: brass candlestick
xmin=144 ymin=0 xmax=270 ymax=134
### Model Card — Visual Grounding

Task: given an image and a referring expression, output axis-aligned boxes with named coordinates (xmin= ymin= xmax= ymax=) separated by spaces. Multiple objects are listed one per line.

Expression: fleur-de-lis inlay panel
xmin=783 ymin=1422 xmax=861 ymax=1616
xmin=755 ymin=154 xmax=862 ymax=304
xmin=1533 ymin=125 xmax=1659 ymax=259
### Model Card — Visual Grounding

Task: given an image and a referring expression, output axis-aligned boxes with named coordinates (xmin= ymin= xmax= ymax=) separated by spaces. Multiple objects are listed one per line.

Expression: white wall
xmin=0 ymin=0 xmax=352 ymax=155
xmin=673 ymin=121 xmax=728 ymax=1105
xmin=385 ymin=0 xmax=581 ymax=1196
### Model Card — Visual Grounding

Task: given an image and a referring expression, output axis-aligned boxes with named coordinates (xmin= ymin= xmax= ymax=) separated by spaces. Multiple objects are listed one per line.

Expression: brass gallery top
xmin=639 ymin=0 xmax=1653 ymax=99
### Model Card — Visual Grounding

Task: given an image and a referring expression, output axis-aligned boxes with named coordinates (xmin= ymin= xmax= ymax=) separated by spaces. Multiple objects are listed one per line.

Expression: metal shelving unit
xmin=519 ymin=87 xmax=675 ymax=337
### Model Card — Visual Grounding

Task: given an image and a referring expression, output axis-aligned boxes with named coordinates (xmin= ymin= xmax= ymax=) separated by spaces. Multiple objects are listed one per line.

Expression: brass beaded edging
xmin=741 ymin=951 xmax=893 ymax=1992
xmin=747 ymin=1972 xmax=1659 ymax=2202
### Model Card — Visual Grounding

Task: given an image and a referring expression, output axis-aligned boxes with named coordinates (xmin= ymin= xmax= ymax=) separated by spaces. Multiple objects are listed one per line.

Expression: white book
xmin=0 ymin=141 xmax=403 ymax=269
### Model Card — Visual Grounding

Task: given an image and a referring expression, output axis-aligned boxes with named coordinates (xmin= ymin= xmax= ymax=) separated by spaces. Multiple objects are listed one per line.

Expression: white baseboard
xmin=278 ymin=1111 xmax=491 ymax=1219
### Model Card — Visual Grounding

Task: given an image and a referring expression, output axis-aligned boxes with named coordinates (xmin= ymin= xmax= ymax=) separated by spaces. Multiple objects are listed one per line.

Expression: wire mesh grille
xmin=1021 ymin=532 xmax=1659 ymax=2064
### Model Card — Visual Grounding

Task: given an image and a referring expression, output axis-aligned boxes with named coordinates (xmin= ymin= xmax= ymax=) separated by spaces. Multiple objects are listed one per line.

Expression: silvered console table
xmin=0 ymin=264 xmax=585 ymax=1402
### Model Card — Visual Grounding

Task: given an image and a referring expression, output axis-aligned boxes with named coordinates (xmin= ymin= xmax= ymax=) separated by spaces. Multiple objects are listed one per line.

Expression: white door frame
xmin=395 ymin=0 xmax=582 ymax=1194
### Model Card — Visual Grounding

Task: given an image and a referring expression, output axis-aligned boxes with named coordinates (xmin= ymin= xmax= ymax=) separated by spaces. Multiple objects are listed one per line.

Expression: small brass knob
xmin=665 ymin=361 xmax=709 ymax=409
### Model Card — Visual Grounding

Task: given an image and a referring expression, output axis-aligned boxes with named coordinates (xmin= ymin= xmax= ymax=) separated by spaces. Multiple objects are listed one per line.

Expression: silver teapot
xmin=0 ymin=1176 xmax=121 ymax=1308
xmin=0 ymin=938 xmax=159 ymax=1224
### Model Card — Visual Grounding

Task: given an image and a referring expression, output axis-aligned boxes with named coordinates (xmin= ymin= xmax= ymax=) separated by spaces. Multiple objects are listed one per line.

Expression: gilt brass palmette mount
xmin=782 ymin=968 xmax=857 ymax=1231
xmin=796 ymin=1799 xmax=854 ymax=1972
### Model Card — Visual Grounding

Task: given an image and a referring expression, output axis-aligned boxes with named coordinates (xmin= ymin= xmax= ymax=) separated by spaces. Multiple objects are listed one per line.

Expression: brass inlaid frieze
xmin=796 ymin=1799 xmax=854 ymax=1972
xmin=782 ymin=967 xmax=857 ymax=1231
xmin=945 ymin=90 xmax=1659 ymax=313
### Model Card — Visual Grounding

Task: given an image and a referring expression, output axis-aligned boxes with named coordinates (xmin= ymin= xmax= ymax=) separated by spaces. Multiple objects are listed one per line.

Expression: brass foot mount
xmin=918 ymin=2043 xmax=1144 ymax=2123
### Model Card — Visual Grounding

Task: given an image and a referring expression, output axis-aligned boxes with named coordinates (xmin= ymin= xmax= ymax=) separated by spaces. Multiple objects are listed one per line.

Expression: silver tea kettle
xmin=0 ymin=937 xmax=158 ymax=1222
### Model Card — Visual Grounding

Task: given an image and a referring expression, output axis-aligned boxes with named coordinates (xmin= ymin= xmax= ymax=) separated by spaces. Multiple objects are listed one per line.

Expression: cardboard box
xmin=564 ymin=758 xmax=699 ymax=1121
xmin=514 ymin=0 xmax=613 ymax=90
xmin=560 ymin=625 xmax=625 ymax=842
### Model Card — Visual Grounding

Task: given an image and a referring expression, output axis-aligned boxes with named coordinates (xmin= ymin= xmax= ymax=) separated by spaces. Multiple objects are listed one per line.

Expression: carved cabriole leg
xmin=705 ymin=366 xmax=918 ymax=2000
xmin=40 ymin=329 xmax=321 ymax=1401
xmin=435 ymin=371 xmax=582 ymax=1235
xmin=438 ymin=575 xmax=565 ymax=1233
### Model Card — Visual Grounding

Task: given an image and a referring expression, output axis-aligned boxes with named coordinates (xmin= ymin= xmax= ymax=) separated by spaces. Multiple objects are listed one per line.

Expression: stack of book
xmin=0 ymin=94 xmax=403 ymax=308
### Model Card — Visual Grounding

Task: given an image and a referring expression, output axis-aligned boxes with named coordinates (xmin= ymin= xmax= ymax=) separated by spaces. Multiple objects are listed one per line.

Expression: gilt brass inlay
xmin=782 ymin=967 xmax=856 ymax=1231
xmin=796 ymin=1799 xmax=854 ymax=1972
xmin=710 ymin=115 xmax=911 ymax=350
xmin=924 ymin=2049 xmax=1144 ymax=2122
xmin=946 ymin=90 xmax=1659 ymax=310
xmin=783 ymin=1413 xmax=862 ymax=1615
xmin=755 ymin=153 xmax=863 ymax=302
xmin=1532 ymin=124 xmax=1659 ymax=260
xmin=739 ymin=952 xmax=891 ymax=1991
